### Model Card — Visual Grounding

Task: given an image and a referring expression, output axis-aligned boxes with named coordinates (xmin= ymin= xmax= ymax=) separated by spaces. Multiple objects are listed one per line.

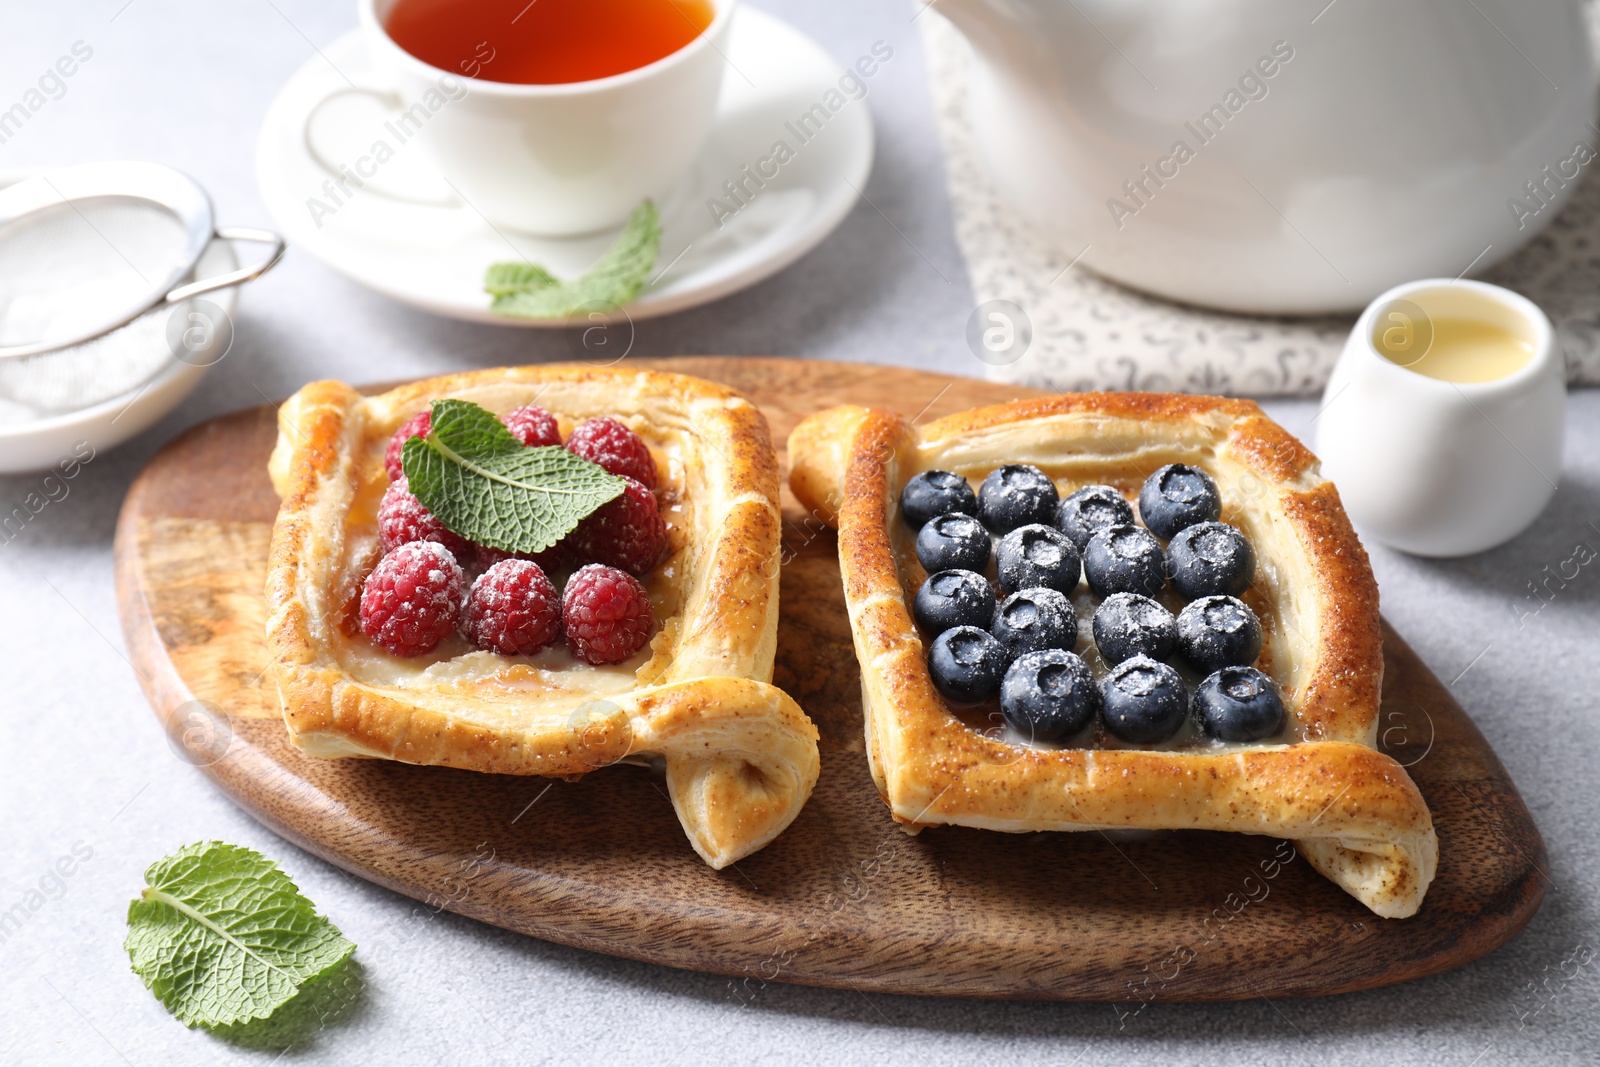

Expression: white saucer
xmin=256 ymin=9 xmax=874 ymax=325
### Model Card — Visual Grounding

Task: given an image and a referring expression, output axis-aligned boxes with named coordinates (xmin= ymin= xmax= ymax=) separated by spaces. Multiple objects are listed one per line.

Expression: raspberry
xmin=471 ymin=545 xmax=519 ymax=573
xmin=569 ymin=476 xmax=667 ymax=576
xmin=562 ymin=563 xmax=655 ymax=665
xmin=378 ymin=479 xmax=472 ymax=558
xmin=465 ymin=559 xmax=561 ymax=656
xmin=359 ymin=541 xmax=464 ymax=657
xmin=384 ymin=410 xmax=432 ymax=481
xmin=500 ymin=404 xmax=561 ymax=447
xmin=566 ymin=417 xmax=657 ymax=487
xmin=474 ymin=541 xmax=572 ymax=577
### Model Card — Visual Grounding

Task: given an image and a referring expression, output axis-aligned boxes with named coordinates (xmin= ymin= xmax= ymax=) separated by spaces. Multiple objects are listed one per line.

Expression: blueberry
xmin=912 ymin=569 xmax=995 ymax=635
xmin=996 ymin=524 xmax=1081 ymax=594
xmin=1083 ymin=524 xmax=1166 ymax=597
xmin=901 ymin=470 xmax=977 ymax=529
xmin=992 ymin=587 xmax=1077 ymax=658
xmin=1192 ymin=666 xmax=1285 ymax=742
xmin=928 ymin=625 xmax=1009 ymax=704
xmin=916 ymin=513 xmax=991 ymax=574
xmin=978 ymin=464 xmax=1059 ymax=534
xmin=1092 ymin=592 xmax=1177 ymax=665
xmin=1100 ymin=655 xmax=1188 ymax=744
xmin=1056 ymin=484 xmax=1135 ymax=550
xmin=1138 ymin=463 xmax=1222 ymax=540
xmin=1176 ymin=594 xmax=1263 ymax=674
xmin=1001 ymin=649 xmax=1100 ymax=743
xmin=1167 ymin=521 xmax=1255 ymax=599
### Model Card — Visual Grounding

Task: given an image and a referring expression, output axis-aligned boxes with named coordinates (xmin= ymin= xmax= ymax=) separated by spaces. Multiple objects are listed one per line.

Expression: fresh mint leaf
xmin=484 ymin=262 xmax=558 ymax=296
xmin=125 ymin=841 xmax=355 ymax=1029
xmin=486 ymin=199 xmax=661 ymax=319
xmin=205 ymin=958 xmax=366 ymax=1051
xmin=402 ymin=398 xmax=625 ymax=553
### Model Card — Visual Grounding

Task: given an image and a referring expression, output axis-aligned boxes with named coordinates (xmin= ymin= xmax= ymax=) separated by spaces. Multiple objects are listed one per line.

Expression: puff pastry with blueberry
xmin=789 ymin=394 xmax=1437 ymax=919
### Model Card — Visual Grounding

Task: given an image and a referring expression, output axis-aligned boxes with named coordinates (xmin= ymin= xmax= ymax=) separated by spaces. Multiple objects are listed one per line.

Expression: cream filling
xmin=336 ymin=639 xmax=644 ymax=696
xmin=326 ymin=408 xmax=692 ymax=714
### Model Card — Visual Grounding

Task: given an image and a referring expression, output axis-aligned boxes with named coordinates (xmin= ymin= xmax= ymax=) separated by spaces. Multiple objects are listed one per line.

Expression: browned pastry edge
xmin=264 ymin=366 xmax=819 ymax=868
xmin=791 ymin=392 xmax=1437 ymax=918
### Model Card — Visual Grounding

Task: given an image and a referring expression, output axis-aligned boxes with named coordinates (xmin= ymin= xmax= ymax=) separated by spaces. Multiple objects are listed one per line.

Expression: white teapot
xmin=937 ymin=0 xmax=1597 ymax=313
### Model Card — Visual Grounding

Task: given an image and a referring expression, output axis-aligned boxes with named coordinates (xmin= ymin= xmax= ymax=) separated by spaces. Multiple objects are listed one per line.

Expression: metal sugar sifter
xmin=0 ymin=161 xmax=285 ymax=471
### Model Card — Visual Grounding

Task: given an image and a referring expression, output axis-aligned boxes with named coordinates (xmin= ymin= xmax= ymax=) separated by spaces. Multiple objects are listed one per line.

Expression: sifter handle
xmin=164 ymin=228 xmax=287 ymax=304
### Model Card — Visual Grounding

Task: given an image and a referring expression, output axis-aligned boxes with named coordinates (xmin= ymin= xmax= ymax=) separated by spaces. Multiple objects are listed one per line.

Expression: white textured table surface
xmin=2 ymin=3 xmax=1597 ymax=1065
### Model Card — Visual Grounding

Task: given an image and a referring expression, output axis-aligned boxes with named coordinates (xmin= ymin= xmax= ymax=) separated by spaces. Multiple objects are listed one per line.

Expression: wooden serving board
xmin=114 ymin=357 xmax=1546 ymax=1001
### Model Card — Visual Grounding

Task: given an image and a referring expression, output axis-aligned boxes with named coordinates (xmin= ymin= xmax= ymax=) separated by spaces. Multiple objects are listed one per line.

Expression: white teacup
xmin=308 ymin=0 xmax=734 ymax=236
xmin=1315 ymin=279 xmax=1566 ymax=557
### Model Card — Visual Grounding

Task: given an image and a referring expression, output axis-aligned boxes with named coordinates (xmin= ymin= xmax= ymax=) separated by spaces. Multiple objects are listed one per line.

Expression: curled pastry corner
xmin=788 ymin=404 xmax=871 ymax=528
xmin=789 ymin=393 xmax=1439 ymax=919
xmin=626 ymin=677 xmax=820 ymax=868
xmin=1298 ymin=836 xmax=1439 ymax=921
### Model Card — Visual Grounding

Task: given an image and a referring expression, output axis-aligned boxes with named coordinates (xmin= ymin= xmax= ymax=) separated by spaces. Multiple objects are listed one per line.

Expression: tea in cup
xmin=385 ymin=0 xmax=716 ymax=85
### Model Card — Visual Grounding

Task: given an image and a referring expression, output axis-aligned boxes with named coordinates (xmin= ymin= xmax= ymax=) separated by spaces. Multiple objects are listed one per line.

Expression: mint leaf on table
xmin=402 ymin=398 xmax=625 ymax=554
xmin=485 ymin=199 xmax=661 ymax=319
xmin=125 ymin=841 xmax=355 ymax=1029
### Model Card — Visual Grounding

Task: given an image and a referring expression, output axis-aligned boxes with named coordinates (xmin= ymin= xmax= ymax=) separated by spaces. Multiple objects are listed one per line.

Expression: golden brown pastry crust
xmin=266 ymin=366 xmax=819 ymax=869
xmin=789 ymin=393 xmax=1437 ymax=918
